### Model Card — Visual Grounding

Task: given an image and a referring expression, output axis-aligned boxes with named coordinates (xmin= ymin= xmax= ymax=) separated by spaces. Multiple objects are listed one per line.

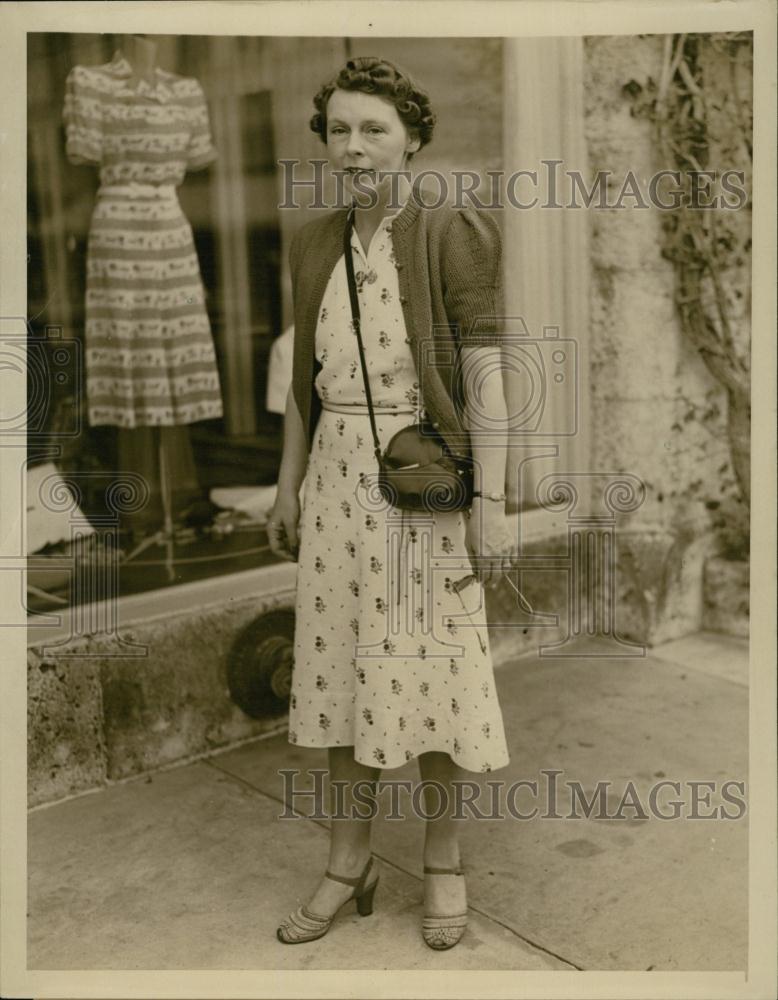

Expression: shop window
xmin=26 ymin=34 xmax=285 ymax=614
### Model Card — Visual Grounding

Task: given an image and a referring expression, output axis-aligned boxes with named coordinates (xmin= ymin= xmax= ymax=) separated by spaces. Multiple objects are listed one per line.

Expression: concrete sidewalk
xmin=27 ymin=631 xmax=748 ymax=971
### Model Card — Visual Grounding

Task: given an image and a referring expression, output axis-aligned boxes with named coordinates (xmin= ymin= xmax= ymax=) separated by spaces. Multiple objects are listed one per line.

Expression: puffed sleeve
xmin=186 ymin=80 xmax=217 ymax=171
xmin=63 ymin=66 xmax=102 ymax=166
xmin=440 ymin=207 xmax=504 ymax=346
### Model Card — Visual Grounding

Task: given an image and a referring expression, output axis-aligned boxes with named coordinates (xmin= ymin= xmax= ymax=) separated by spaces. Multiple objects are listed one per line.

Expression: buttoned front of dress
xmin=290 ymin=185 xmax=504 ymax=460
xmin=313 ymin=215 xmax=421 ymax=415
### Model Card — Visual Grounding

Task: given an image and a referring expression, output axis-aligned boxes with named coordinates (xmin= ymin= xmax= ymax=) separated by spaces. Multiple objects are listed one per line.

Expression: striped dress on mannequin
xmin=63 ymin=50 xmax=223 ymax=429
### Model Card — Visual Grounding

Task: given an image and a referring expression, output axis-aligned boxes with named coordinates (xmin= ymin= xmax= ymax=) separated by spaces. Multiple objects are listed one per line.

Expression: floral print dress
xmin=288 ymin=213 xmax=510 ymax=774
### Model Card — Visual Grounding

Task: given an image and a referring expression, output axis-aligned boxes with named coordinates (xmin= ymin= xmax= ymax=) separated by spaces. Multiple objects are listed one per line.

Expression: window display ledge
xmin=27 ymin=560 xmax=296 ymax=648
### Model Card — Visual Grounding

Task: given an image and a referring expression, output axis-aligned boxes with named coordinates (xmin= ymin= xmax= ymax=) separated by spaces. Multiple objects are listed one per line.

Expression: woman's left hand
xmin=464 ymin=504 xmax=518 ymax=587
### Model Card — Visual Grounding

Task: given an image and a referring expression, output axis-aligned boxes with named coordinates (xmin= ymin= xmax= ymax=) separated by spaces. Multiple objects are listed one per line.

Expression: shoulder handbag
xmin=343 ymin=210 xmax=474 ymax=513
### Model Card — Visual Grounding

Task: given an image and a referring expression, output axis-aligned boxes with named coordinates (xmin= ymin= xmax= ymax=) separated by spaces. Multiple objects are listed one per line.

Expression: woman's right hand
xmin=267 ymin=489 xmax=301 ymax=562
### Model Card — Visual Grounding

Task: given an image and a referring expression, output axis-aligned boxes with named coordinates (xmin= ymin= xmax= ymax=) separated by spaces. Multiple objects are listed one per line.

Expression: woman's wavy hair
xmin=309 ymin=56 xmax=436 ymax=156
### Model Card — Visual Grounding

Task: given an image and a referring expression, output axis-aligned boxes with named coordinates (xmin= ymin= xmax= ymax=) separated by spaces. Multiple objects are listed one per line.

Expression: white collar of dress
xmin=108 ymin=50 xmax=175 ymax=104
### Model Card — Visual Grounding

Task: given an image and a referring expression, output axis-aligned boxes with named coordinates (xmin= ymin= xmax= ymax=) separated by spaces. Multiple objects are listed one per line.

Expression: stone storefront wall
xmin=28 ymin=585 xmax=295 ymax=808
xmin=582 ymin=34 xmax=749 ymax=645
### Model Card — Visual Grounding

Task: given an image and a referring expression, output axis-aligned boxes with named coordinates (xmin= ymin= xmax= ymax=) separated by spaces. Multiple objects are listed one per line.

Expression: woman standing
xmin=269 ymin=56 xmax=515 ymax=950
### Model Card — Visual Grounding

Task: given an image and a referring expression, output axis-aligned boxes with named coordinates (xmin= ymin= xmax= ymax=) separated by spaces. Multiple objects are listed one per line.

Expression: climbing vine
xmin=624 ymin=32 xmax=752 ymax=558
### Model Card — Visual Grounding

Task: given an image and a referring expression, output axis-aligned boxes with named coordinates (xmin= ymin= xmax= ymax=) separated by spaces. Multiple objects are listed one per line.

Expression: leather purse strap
xmin=343 ymin=209 xmax=383 ymax=464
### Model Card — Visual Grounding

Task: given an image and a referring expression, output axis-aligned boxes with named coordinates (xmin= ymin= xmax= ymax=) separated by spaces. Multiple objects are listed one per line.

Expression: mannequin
xmin=116 ymin=35 xmax=201 ymax=548
xmin=63 ymin=37 xmax=223 ymax=572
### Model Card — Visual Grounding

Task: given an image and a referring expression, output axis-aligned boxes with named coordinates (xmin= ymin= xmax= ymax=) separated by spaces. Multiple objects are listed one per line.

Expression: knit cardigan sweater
xmin=289 ymin=183 xmax=504 ymax=459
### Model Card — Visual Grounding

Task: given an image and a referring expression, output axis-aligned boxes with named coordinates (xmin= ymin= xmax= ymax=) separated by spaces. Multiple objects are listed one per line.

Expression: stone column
xmin=582 ymin=36 xmax=734 ymax=643
xmin=501 ymin=37 xmax=592 ymax=514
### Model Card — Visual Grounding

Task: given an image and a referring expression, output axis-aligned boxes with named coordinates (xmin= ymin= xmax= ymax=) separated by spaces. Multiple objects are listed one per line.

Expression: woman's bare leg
xmin=304 ymin=746 xmax=380 ymax=916
xmin=418 ymin=751 xmax=467 ymax=915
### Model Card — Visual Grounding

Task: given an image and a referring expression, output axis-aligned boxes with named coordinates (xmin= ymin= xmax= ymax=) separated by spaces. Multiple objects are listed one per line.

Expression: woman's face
xmin=325 ymin=88 xmax=420 ymax=204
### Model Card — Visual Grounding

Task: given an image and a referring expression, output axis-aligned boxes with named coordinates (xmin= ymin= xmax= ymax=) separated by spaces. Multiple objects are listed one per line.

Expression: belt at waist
xmin=97 ymin=183 xmax=178 ymax=200
xmin=320 ymin=401 xmax=417 ymax=415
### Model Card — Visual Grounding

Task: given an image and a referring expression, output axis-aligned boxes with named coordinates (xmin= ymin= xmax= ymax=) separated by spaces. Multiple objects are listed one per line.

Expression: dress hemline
xmin=287 ymin=734 xmax=511 ymax=774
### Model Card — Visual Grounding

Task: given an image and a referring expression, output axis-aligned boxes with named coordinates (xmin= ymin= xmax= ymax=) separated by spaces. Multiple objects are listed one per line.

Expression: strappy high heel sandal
xmin=276 ymin=854 xmax=379 ymax=944
xmin=422 ymin=865 xmax=468 ymax=950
